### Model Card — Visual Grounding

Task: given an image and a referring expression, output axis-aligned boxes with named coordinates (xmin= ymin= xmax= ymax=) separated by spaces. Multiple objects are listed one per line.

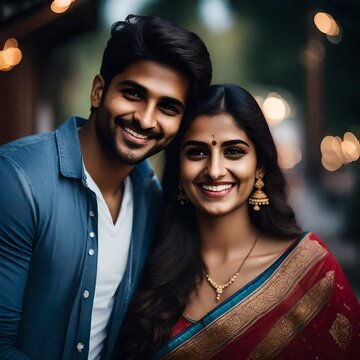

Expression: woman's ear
xmin=256 ymin=167 xmax=265 ymax=178
xmin=90 ymin=75 xmax=105 ymax=109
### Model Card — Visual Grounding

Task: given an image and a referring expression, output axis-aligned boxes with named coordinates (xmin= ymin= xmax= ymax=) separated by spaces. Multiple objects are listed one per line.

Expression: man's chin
xmin=113 ymin=149 xmax=151 ymax=165
xmin=115 ymin=144 xmax=166 ymax=165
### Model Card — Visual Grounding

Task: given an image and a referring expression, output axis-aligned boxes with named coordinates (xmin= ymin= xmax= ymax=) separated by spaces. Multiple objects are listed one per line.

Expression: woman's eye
xmin=224 ymin=148 xmax=245 ymax=158
xmin=185 ymin=148 xmax=208 ymax=158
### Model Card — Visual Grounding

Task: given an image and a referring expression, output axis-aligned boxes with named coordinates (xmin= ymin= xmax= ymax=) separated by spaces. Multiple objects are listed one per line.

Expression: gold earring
xmin=249 ymin=174 xmax=269 ymax=211
xmin=177 ymin=184 xmax=189 ymax=205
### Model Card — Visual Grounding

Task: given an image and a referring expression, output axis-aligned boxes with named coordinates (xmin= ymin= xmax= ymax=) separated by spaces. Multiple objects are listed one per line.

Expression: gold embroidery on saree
xmin=250 ymin=271 xmax=334 ymax=360
xmin=163 ymin=235 xmax=327 ymax=360
xmin=329 ymin=313 xmax=352 ymax=350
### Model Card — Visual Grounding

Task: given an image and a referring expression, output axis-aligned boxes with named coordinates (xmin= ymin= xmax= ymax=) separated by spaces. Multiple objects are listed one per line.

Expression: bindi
xmin=211 ymin=134 xmax=217 ymax=146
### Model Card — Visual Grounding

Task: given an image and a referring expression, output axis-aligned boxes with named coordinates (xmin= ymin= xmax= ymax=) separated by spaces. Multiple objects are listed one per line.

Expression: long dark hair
xmin=118 ymin=84 xmax=302 ymax=359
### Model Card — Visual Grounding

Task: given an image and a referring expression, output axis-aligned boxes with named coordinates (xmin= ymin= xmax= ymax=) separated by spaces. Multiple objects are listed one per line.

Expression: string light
xmin=50 ymin=0 xmax=76 ymax=14
xmin=0 ymin=38 xmax=22 ymax=71
xmin=314 ymin=12 xmax=342 ymax=44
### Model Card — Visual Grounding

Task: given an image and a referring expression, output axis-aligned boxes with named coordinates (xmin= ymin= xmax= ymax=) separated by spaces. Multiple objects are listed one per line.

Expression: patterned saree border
xmin=249 ymin=270 xmax=335 ymax=359
xmin=161 ymin=234 xmax=327 ymax=360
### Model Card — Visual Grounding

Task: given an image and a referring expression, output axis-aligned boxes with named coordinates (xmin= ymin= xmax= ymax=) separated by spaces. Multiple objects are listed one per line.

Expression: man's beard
xmin=94 ymin=110 xmax=165 ymax=165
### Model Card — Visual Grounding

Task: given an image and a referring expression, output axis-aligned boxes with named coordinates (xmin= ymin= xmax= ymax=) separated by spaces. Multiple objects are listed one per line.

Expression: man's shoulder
xmin=0 ymin=131 xmax=55 ymax=159
xmin=0 ymin=131 xmax=60 ymax=186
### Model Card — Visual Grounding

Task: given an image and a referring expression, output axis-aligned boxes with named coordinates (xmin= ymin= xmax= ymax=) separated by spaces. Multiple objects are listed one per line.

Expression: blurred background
xmin=0 ymin=0 xmax=359 ymax=296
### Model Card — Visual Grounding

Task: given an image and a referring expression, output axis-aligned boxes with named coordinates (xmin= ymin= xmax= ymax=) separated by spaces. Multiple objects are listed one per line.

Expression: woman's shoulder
xmin=258 ymin=231 xmax=327 ymax=258
xmin=296 ymin=231 xmax=336 ymax=258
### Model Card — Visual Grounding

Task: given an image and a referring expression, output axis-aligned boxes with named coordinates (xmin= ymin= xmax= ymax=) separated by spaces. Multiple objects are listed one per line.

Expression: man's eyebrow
xmin=117 ymin=80 xmax=147 ymax=94
xmin=117 ymin=80 xmax=185 ymax=110
xmin=182 ymin=139 xmax=250 ymax=149
xmin=161 ymin=96 xmax=185 ymax=111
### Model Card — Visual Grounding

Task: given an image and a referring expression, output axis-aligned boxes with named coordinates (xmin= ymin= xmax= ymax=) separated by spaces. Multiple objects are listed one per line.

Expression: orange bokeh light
xmin=50 ymin=1 xmax=70 ymax=14
xmin=0 ymin=37 xmax=22 ymax=71
xmin=314 ymin=12 xmax=340 ymax=36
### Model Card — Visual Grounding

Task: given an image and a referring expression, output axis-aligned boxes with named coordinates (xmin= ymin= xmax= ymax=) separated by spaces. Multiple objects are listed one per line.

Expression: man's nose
xmin=135 ymin=102 xmax=157 ymax=129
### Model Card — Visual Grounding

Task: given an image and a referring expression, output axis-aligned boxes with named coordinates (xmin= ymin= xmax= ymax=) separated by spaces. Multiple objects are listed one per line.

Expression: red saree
xmin=154 ymin=233 xmax=360 ymax=359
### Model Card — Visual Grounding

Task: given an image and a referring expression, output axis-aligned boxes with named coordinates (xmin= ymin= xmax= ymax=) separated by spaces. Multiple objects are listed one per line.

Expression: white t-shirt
xmin=84 ymin=167 xmax=133 ymax=360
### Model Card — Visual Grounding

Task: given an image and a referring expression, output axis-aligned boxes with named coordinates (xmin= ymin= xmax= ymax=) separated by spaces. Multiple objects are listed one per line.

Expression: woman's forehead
xmin=183 ymin=113 xmax=250 ymax=142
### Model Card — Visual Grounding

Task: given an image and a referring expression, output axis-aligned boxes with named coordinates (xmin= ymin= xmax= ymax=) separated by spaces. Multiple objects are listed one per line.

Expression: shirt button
xmin=76 ymin=342 xmax=84 ymax=352
xmin=89 ymin=231 xmax=95 ymax=238
xmin=88 ymin=248 xmax=95 ymax=256
xmin=83 ymin=290 xmax=90 ymax=299
xmin=89 ymin=210 xmax=95 ymax=217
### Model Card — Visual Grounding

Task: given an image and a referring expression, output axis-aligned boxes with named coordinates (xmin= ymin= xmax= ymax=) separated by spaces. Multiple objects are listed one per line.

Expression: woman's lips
xmin=197 ymin=182 xmax=235 ymax=198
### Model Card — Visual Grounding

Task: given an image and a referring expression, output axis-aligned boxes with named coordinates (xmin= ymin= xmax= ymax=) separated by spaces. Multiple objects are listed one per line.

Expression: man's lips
xmin=197 ymin=182 xmax=236 ymax=198
xmin=124 ymin=126 xmax=150 ymax=140
xmin=115 ymin=118 xmax=161 ymax=145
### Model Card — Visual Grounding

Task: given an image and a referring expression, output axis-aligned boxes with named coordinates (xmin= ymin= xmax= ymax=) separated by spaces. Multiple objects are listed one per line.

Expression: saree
xmin=154 ymin=232 xmax=360 ymax=359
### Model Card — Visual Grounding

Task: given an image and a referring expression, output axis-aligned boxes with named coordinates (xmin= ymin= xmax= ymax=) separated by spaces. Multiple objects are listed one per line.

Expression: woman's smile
xmin=196 ymin=182 xmax=236 ymax=198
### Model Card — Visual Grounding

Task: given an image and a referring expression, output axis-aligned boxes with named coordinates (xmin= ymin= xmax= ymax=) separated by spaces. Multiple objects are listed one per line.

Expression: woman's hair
xmin=118 ymin=84 xmax=302 ymax=359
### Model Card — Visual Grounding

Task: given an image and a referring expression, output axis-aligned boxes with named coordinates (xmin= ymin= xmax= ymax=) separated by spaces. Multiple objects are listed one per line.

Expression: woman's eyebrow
xmin=222 ymin=139 xmax=250 ymax=147
xmin=182 ymin=139 xmax=250 ymax=149
xmin=182 ymin=140 xmax=207 ymax=149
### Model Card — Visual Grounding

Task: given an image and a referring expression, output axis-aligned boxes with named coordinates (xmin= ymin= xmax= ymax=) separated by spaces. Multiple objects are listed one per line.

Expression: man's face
xmin=91 ymin=60 xmax=189 ymax=165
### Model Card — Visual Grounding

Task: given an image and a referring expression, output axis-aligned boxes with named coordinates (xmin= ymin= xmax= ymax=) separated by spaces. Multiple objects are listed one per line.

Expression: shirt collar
xmin=55 ymin=116 xmax=86 ymax=180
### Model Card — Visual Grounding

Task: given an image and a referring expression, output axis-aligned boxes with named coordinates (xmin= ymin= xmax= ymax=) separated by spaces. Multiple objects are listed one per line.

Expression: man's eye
xmin=122 ymin=89 xmax=142 ymax=100
xmin=224 ymin=148 xmax=245 ymax=158
xmin=159 ymin=102 xmax=179 ymax=115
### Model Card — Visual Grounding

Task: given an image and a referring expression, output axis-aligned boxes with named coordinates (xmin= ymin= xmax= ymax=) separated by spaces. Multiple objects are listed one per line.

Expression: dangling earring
xmin=177 ymin=184 xmax=189 ymax=205
xmin=249 ymin=173 xmax=269 ymax=211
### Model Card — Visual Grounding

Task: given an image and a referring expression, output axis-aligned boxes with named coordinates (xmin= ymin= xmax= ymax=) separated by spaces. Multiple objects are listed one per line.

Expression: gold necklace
xmin=205 ymin=235 xmax=258 ymax=302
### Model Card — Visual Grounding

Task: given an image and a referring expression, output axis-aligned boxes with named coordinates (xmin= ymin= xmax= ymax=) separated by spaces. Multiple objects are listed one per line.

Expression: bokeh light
xmin=262 ymin=93 xmax=290 ymax=126
xmin=314 ymin=11 xmax=342 ymax=45
xmin=4 ymin=38 xmax=18 ymax=50
xmin=277 ymin=143 xmax=302 ymax=169
xmin=0 ymin=38 xmax=22 ymax=71
xmin=50 ymin=0 xmax=76 ymax=14
xmin=199 ymin=0 xmax=234 ymax=32
xmin=314 ymin=12 xmax=339 ymax=36
xmin=320 ymin=132 xmax=360 ymax=171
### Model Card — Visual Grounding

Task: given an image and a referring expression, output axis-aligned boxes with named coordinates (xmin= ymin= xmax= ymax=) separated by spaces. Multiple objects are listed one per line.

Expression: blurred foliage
xmin=143 ymin=0 xmax=359 ymax=138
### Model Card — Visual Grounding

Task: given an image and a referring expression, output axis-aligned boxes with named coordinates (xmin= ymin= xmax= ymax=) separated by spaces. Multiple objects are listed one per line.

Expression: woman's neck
xmin=196 ymin=207 xmax=258 ymax=256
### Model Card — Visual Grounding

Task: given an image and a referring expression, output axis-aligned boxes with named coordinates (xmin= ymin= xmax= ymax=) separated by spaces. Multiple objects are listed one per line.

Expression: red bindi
xmin=212 ymin=135 xmax=217 ymax=146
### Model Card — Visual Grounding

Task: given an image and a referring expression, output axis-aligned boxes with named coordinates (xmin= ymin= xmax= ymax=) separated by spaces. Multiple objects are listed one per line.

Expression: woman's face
xmin=180 ymin=113 xmax=260 ymax=217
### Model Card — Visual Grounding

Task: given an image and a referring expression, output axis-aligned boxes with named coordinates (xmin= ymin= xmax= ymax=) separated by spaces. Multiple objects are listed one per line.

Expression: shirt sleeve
xmin=0 ymin=156 xmax=35 ymax=359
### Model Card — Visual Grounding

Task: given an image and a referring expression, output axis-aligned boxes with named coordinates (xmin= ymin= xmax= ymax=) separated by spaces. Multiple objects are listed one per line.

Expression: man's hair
xmin=100 ymin=14 xmax=212 ymax=100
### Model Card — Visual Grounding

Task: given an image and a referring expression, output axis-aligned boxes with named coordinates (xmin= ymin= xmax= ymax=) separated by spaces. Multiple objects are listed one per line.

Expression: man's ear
xmin=90 ymin=75 xmax=105 ymax=109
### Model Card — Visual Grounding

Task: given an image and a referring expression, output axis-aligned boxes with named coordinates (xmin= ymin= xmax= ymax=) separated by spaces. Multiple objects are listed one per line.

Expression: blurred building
xmin=0 ymin=0 xmax=99 ymax=144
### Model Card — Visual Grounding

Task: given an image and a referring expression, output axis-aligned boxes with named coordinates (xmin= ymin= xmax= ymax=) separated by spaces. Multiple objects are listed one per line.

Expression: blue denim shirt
xmin=0 ymin=116 xmax=161 ymax=359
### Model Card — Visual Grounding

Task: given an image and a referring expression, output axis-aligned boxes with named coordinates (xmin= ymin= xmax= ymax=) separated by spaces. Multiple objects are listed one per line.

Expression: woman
xmin=119 ymin=84 xmax=360 ymax=359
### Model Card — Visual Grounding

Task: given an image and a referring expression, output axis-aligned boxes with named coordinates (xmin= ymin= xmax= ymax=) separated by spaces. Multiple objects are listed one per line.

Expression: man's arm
xmin=0 ymin=156 xmax=35 ymax=359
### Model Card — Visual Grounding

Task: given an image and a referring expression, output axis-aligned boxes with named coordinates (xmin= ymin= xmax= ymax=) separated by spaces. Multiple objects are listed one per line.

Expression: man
xmin=0 ymin=15 xmax=212 ymax=359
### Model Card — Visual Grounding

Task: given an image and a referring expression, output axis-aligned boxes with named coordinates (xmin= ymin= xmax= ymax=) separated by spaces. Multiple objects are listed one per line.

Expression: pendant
xmin=215 ymin=287 xmax=223 ymax=301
